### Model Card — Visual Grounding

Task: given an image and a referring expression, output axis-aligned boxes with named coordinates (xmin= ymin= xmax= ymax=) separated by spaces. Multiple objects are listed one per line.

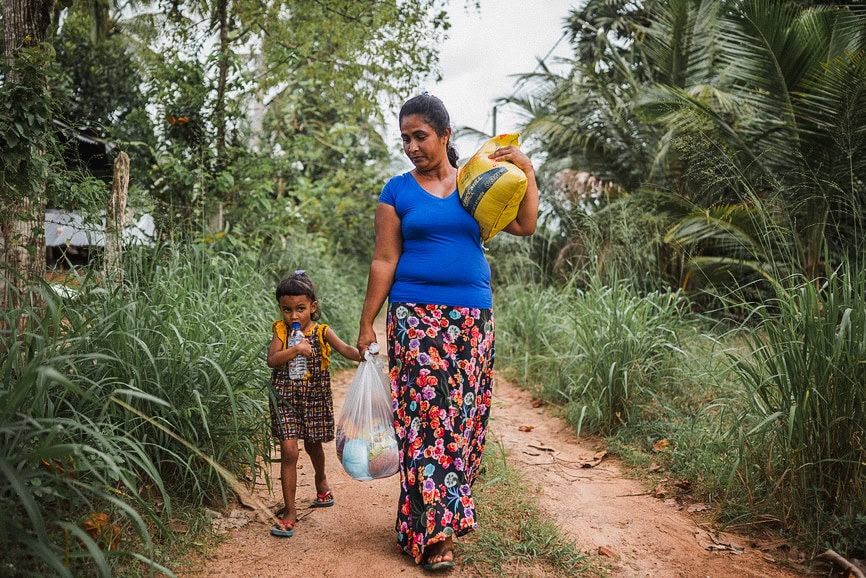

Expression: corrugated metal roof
xmin=45 ymin=209 xmax=155 ymax=247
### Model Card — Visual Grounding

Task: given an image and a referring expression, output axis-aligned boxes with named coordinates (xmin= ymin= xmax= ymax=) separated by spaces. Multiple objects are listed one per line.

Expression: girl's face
xmin=400 ymin=113 xmax=449 ymax=171
xmin=277 ymin=295 xmax=317 ymax=331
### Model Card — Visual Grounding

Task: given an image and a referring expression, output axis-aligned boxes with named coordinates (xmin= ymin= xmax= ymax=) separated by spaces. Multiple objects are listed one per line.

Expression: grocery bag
xmin=335 ymin=344 xmax=399 ymax=480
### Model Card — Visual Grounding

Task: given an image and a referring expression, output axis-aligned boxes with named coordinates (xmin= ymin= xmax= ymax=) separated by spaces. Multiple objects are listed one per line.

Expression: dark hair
xmin=275 ymin=270 xmax=320 ymax=320
xmin=399 ymin=93 xmax=459 ymax=168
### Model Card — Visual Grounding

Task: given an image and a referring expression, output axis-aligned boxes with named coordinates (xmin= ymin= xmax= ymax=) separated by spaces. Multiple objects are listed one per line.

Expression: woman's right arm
xmin=357 ymin=202 xmax=402 ymax=354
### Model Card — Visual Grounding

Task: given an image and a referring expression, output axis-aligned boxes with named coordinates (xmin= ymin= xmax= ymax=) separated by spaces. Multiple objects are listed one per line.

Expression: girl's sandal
xmin=270 ymin=519 xmax=294 ymax=538
xmin=312 ymin=490 xmax=334 ymax=508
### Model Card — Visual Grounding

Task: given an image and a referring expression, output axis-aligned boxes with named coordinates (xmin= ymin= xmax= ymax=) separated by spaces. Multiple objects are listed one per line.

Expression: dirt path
xmin=491 ymin=384 xmax=803 ymax=578
xmin=181 ymin=324 xmax=806 ymax=578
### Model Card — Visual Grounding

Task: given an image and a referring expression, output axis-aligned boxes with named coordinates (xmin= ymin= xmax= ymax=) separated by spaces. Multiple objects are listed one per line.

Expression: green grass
xmin=460 ymin=441 xmax=600 ymax=577
xmin=495 ymin=277 xmax=688 ymax=435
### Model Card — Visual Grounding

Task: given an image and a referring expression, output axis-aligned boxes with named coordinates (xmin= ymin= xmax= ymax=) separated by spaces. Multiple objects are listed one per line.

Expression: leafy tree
xmin=127 ymin=0 xmax=455 ymax=243
xmin=1 ymin=0 xmax=57 ymax=312
xmin=52 ymin=8 xmax=156 ymax=194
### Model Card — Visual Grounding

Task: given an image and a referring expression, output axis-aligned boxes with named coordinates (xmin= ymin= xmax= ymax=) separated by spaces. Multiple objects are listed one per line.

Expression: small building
xmin=45 ymin=209 xmax=155 ymax=269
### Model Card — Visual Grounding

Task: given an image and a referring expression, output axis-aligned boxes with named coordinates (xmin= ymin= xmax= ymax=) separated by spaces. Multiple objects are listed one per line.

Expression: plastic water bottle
xmin=288 ymin=322 xmax=307 ymax=380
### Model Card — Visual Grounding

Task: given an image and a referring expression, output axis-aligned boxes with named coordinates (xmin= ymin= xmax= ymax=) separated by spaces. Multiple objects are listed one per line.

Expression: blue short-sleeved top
xmin=379 ymin=172 xmax=492 ymax=308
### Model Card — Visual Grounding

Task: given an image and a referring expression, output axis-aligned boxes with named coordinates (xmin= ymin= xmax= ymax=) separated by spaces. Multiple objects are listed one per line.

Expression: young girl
xmin=267 ymin=270 xmax=361 ymax=537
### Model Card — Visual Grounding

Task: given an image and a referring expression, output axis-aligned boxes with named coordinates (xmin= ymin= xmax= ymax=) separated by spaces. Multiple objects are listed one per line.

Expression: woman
xmin=356 ymin=93 xmax=538 ymax=571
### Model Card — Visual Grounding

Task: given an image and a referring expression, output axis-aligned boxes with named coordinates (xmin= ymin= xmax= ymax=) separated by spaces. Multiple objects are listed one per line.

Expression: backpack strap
xmin=273 ymin=320 xmax=288 ymax=349
xmin=316 ymin=323 xmax=332 ymax=372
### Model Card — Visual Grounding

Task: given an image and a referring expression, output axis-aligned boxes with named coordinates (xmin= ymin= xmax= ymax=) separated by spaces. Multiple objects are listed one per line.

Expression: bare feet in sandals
xmin=422 ymin=537 xmax=455 ymax=572
xmin=270 ymin=518 xmax=294 ymax=538
xmin=313 ymin=488 xmax=334 ymax=507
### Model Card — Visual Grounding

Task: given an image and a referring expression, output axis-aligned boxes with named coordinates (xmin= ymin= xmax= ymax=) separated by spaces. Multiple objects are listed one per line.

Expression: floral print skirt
xmin=386 ymin=303 xmax=495 ymax=564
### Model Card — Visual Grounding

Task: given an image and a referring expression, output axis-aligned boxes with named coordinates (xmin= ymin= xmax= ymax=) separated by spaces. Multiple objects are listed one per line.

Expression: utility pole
xmin=492 ymin=105 xmax=497 ymax=136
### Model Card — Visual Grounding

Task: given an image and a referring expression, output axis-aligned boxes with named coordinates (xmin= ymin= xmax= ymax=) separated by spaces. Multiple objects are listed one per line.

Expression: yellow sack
xmin=457 ymin=133 xmax=527 ymax=242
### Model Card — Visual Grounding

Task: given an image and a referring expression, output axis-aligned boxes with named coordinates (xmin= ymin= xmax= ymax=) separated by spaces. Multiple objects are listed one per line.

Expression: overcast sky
xmin=384 ymin=0 xmax=577 ymax=162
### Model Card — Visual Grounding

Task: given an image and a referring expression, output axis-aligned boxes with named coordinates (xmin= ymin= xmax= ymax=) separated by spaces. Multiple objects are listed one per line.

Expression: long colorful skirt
xmin=386 ymin=302 xmax=495 ymax=564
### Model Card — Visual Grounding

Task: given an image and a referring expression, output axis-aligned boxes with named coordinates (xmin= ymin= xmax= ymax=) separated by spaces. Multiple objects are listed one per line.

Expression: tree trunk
xmin=103 ymin=152 xmax=130 ymax=283
xmin=214 ymin=0 xmax=229 ymax=168
xmin=1 ymin=0 xmax=56 ymax=316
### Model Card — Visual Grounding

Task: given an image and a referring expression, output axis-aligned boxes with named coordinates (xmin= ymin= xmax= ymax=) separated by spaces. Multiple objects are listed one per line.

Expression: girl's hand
xmin=488 ymin=145 xmax=534 ymax=175
xmin=294 ymin=339 xmax=313 ymax=358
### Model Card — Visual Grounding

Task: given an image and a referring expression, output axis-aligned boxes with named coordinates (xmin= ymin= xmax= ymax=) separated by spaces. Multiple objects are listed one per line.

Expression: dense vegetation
xmin=1 ymin=0 xmax=864 ymax=575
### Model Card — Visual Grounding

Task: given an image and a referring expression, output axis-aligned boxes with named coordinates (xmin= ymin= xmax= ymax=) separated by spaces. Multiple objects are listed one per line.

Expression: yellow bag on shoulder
xmin=457 ymin=133 xmax=527 ymax=242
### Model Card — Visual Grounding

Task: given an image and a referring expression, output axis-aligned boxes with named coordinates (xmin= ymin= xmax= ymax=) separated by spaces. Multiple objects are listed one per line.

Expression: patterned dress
xmin=270 ymin=321 xmax=334 ymax=442
xmin=387 ymin=303 xmax=495 ymax=563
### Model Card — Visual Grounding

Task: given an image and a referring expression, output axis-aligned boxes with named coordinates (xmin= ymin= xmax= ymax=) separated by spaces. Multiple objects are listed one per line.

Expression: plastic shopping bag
xmin=335 ymin=345 xmax=399 ymax=481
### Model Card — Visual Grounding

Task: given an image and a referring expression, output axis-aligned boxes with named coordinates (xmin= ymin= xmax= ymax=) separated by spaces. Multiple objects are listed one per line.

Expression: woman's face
xmin=400 ymin=114 xmax=450 ymax=171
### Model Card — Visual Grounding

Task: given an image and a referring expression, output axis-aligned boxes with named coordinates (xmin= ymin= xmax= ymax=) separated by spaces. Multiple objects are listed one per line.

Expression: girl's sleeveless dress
xmin=269 ymin=321 xmax=334 ymax=442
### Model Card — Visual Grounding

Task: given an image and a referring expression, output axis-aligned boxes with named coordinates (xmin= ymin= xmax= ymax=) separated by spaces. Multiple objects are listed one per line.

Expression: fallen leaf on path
xmin=598 ymin=546 xmax=617 ymax=558
xmin=706 ymin=542 xmax=745 ymax=554
xmin=697 ymin=530 xmax=745 ymax=554
xmin=531 ymin=398 xmax=545 ymax=408
xmin=579 ymin=450 xmax=608 ymax=468
xmin=648 ymin=463 xmax=663 ymax=472
xmin=82 ymin=512 xmax=122 ymax=550
xmin=687 ymin=503 xmax=709 ymax=513
xmin=527 ymin=443 xmax=555 ymax=452
xmin=653 ymin=482 xmax=668 ymax=498
xmin=518 ymin=425 xmax=535 ymax=432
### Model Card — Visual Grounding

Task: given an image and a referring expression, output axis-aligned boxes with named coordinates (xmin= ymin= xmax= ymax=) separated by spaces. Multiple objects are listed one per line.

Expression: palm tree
xmin=658 ymin=1 xmax=866 ymax=279
xmin=513 ymin=0 xmax=866 ymax=287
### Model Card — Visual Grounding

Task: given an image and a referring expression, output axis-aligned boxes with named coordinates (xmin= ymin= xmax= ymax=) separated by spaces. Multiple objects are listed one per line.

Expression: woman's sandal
xmin=270 ymin=519 xmax=294 ymax=538
xmin=312 ymin=490 xmax=334 ymax=508
xmin=422 ymin=547 xmax=455 ymax=572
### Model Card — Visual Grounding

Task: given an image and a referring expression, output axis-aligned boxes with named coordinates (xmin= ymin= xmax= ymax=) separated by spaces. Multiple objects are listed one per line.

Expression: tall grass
xmin=0 ymin=240 xmax=367 ymax=575
xmin=727 ymin=262 xmax=866 ymax=554
xmin=495 ymin=275 xmax=687 ymax=435
xmin=0 ymin=287 xmax=172 ymax=577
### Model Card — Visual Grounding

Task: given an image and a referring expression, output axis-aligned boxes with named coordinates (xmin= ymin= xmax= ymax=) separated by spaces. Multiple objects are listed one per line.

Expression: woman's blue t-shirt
xmin=379 ymin=172 xmax=492 ymax=308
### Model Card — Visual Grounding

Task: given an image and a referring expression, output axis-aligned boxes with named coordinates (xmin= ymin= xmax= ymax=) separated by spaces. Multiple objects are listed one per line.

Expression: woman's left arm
xmin=490 ymin=145 xmax=538 ymax=236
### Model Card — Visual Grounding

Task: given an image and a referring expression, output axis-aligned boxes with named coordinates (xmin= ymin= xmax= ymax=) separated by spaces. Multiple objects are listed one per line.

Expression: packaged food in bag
xmin=457 ymin=133 xmax=527 ymax=242
xmin=335 ymin=347 xmax=398 ymax=481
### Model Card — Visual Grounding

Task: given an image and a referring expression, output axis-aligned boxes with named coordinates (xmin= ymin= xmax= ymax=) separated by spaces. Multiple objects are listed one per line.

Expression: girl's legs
xmin=304 ymin=441 xmax=331 ymax=499
xmin=279 ymin=438 xmax=300 ymax=524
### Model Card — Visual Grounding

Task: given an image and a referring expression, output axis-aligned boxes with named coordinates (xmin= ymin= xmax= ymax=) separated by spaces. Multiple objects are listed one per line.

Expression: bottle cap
xmin=291 ymin=322 xmax=301 ymax=329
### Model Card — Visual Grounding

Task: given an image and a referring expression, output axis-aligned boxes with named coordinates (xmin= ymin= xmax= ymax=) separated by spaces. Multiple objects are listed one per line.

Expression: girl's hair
xmin=399 ymin=93 xmax=459 ymax=168
xmin=275 ymin=270 xmax=320 ymax=320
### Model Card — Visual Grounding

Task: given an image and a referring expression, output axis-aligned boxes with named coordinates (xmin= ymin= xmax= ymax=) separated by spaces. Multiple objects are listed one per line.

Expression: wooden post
xmin=104 ymin=151 xmax=129 ymax=283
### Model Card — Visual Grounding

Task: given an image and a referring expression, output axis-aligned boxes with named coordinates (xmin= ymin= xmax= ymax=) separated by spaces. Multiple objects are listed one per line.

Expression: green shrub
xmin=496 ymin=276 xmax=687 ymax=435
